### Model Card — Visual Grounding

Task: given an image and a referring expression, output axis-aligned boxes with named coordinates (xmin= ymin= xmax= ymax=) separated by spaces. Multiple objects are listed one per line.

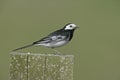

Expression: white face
xmin=64 ymin=23 xmax=77 ymax=30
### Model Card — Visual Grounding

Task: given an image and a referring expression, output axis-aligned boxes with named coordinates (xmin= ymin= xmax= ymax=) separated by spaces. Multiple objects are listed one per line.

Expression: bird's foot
xmin=52 ymin=49 xmax=61 ymax=55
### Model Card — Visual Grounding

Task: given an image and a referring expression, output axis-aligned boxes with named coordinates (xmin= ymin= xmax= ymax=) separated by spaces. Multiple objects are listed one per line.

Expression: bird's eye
xmin=69 ymin=25 xmax=72 ymax=27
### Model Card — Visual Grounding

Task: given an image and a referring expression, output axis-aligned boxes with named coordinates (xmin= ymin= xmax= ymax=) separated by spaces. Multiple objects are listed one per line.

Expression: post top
xmin=10 ymin=52 xmax=74 ymax=57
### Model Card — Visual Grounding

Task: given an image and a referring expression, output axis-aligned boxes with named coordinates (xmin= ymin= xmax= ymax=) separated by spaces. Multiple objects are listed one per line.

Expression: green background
xmin=0 ymin=0 xmax=120 ymax=80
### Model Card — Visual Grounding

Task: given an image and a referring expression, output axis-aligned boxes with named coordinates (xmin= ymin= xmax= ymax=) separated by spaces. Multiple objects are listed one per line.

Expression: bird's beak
xmin=75 ymin=26 xmax=80 ymax=29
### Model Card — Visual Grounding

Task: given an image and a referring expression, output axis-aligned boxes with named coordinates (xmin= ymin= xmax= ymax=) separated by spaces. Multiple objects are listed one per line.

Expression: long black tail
xmin=12 ymin=44 xmax=34 ymax=51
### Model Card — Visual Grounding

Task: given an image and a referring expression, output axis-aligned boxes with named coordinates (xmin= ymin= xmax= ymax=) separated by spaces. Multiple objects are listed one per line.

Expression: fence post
xmin=10 ymin=52 xmax=74 ymax=80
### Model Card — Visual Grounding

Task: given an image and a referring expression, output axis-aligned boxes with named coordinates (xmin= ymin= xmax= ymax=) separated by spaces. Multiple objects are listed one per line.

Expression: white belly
xmin=37 ymin=41 xmax=68 ymax=48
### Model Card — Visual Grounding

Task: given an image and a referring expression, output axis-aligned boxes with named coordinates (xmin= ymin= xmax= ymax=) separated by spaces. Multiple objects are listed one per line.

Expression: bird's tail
xmin=12 ymin=44 xmax=34 ymax=51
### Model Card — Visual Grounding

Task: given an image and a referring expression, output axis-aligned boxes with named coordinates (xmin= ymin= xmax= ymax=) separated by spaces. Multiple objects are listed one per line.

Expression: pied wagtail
xmin=13 ymin=23 xmax=79 ymax=52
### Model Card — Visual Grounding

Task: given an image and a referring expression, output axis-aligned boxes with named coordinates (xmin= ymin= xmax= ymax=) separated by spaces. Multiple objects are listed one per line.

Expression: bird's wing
xmin=33 ymin=36 xmax=52 ymax=44
xmin=33 ymin=34 xmax=67 ymax=44
xmin=50 ymin=35 xmax=67 ymax=41
xmin=33 ymin=29 xmax=68 ymax=44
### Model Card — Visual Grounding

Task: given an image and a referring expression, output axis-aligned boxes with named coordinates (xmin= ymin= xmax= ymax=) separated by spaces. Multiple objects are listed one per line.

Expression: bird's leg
xmin=51 ymin=48 xmax=61 ymax=55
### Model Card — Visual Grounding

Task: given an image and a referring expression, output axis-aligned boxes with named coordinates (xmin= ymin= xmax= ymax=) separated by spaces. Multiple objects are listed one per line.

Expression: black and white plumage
xmin=13 ymin=23 xmax=79 ymax=51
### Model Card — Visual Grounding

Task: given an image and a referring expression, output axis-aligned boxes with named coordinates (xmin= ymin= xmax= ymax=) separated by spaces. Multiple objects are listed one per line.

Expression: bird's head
xmin=63 ymin=23 xmax=79 ymax=30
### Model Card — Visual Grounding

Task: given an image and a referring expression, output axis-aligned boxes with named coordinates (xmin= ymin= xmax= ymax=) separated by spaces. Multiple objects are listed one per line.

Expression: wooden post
xmin=10 ymin=52 xmax=74 ymax=80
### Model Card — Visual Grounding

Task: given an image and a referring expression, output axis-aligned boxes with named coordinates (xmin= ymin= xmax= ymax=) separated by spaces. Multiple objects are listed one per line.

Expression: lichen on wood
xmin=10 ymin=52 xmax=74 ymax=80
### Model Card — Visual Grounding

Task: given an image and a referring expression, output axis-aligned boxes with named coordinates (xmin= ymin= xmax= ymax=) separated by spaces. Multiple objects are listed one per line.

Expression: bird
xmin=12 ymin=23 xmax=79 ymax=52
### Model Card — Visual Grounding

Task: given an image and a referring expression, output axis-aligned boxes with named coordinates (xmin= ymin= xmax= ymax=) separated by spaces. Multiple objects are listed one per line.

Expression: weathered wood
xmin=10 ymin=52 xmax=74 ymax=80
